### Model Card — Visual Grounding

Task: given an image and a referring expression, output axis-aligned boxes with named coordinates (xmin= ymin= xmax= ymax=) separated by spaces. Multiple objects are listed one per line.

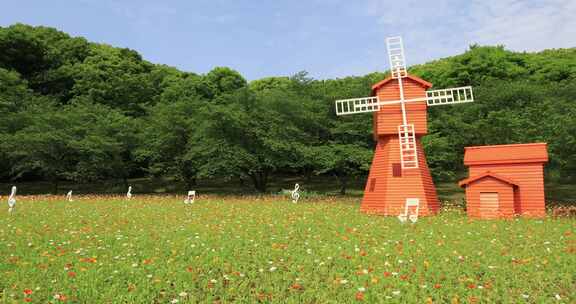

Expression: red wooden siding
xmin=463 ymin=177 xmax=515 ymax=219
xmin=374 ymin=78 xmax=428 ymax=135
xmin=460 ymin=143 xmax=548 ymax=219
xmin=360 ymin=136 xmax=439 ymax=216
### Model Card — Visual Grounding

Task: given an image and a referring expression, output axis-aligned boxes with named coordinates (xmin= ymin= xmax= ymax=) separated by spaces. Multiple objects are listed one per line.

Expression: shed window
xmin=369 ymin=178 xmax=376 ymax=192
xmin=392 ymin=163 xmax=402 ymax=177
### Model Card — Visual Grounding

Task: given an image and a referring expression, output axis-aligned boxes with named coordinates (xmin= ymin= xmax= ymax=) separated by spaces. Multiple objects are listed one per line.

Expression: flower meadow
xmin=0 ymin=195 xmax=574 ymax=303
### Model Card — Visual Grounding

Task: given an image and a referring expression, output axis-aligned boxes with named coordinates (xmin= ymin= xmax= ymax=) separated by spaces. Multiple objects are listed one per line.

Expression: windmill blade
xmin=335 ymin=96 xmax=380 ymax=115
xmin=386 ymin=36 xmax=407 ymax=79
xmin=426 ymin=86 xmax=474 ymax=106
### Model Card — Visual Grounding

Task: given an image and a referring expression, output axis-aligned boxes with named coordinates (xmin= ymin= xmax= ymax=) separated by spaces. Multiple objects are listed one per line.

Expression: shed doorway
xmin=479 ymin=192 xmax=499 ymax=217
xmin=479 ymin=192 xmax=500 ymax=217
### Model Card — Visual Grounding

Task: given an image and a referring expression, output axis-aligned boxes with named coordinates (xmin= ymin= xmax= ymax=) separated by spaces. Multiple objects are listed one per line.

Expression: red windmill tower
xmin=335 ymin=37 xmax=475 ymax=217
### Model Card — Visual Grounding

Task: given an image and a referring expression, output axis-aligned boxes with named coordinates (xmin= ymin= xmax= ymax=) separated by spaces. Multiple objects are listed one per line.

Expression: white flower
xmin=269 ymin=266 xmax=277 ymax=272
xmin=358 ymin=287 xmax=366 ymax=292
xmin=392 ymin=290 xmax=400 ymax=296
xmin=555 ymin=294 xmax=561 ymax=301
xmin=132 ymin=263 xmax=138 ymax=267
xmin=340 ymin=279 xmax=348 ymax=284
xmin=210 ymin=279 xmax=217 ymax=283
xmin=521 ymin=294 xmax=529 ymax=299
xmin=146 ymin=274 xmax=153 ymax=278
xmin=171 ymin=299 xmax=179 ymax=304
xmin=179 ymin=292 xmax=188 ymax=297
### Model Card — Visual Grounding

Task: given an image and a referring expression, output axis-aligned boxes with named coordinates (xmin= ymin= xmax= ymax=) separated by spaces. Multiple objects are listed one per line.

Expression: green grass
xmin=1 ymin=196 xmax=575 ymax=303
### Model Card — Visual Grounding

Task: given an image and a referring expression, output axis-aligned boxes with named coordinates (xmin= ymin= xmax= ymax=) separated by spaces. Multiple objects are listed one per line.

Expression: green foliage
xmin=0 ymin=23 xmax=575 ymax=192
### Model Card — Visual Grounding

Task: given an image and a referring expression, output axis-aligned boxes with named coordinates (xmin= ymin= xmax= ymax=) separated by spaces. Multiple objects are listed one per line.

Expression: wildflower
xmin=170 ymin=299 xmax=179 ymax=304
xmin=467 ymin=283 xmax=476 ymax=289
xmin=434 ymin=283 xmax=441 ymax=289
xmin=179 ymin=292 xmax=188 ymax=297
xmin=24 ymin=298 xmax=32 ymax=302
xmin=521 ymin=294 xmax=529 ymax=299
xmin=67 ymin=271 xmax=76 ymax=278
xmin=340 ymin=279 xmax=348 ymax=284
xmin=269 ymin=266 xmax=277 ymax=272
xmin=555 ymin=294 xmax=561 ymax=301
xmin=358 ymin=287 xmax=366 ymax=292
xmin=290 ymin=283 xmax=302 ymax=290
xmin=355 ymin=292 xmax=364 ymax=301
xmin=392 ymin=291 xmax=400 ymax=296
xmin=23 ymin=289 xmax=33 ymax=295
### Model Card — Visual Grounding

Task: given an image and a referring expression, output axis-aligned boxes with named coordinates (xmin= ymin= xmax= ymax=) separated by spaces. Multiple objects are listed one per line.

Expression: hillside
xmin=1 ymin=23 xmax=575 ymax=193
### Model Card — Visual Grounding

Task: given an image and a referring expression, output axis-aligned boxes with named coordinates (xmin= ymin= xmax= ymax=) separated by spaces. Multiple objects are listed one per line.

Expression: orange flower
xmin=24 ymin=298 xmax=32 ymax=302
xmin=383 ymin=272 xmax=391 ymax=277
xmin=355 ymin=292 xmax=364 ymax=301
xmin=434 ymin=283 xmax=442 ymax=289
xmin=467 ymin=283 xmax=476 ymax=289
xmin=290 ymin=283 xmax=302 ymax=290
xmin=68 ymin=271 xmax=76 ymax=278
xmin=23 ymin=289 xmax=33 ymax=295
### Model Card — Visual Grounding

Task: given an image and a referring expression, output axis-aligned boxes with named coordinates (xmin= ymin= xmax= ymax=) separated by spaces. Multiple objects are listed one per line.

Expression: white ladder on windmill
xmin=398 ymin=124 xmax=418 ymax=169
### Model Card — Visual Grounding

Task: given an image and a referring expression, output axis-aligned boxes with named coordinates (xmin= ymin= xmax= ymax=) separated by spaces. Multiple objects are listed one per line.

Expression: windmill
xmin=334 ymin=36 xmax=474 ymax=216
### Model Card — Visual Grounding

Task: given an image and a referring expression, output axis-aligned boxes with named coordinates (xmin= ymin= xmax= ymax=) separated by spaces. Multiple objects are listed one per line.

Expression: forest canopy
xmin=1 ymin=23 xmax=575 ymax=193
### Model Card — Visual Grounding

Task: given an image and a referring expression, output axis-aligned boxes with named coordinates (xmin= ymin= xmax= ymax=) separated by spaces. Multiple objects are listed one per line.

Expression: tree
xmin=139 ymin=98 xmax=203 ymax=189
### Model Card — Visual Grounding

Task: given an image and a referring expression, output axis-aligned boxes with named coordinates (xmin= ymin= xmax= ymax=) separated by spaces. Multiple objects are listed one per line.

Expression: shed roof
xmin=371 ymin=75 xmax=432 ymax=94
xmin=458 ymin=171 xmax=519 ymax=188
xmin=463 ymin=143 xmax=548 ymax=165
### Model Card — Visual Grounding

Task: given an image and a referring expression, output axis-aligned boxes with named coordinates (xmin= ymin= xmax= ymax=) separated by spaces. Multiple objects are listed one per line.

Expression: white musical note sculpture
xmin=66 ymin=190 xmax=73 ymax=202
xmin=398 ymin=198 xmax=420 ymax=223
xmin=184 ymin=190 xmax=196 ymax=204
xmin=291 ymin=184 xmax=300 ymax=204
xmin=126 ymin=186 xmax=132 ymax=200
xmin=7 ymin=186 xmax=16 ymax=214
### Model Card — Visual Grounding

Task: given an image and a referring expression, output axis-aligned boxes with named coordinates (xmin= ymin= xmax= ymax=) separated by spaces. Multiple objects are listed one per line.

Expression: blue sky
xmin=2 ymin=0 xmax=575 ymax=80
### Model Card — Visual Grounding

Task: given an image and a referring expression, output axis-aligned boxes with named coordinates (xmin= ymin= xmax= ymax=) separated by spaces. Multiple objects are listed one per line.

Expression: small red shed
xmin=459 ymin=143 xmax=548 ymax=219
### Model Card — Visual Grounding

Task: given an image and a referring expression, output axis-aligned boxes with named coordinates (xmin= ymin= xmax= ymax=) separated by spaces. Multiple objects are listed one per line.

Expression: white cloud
xmin=468 ymin=0 xmax=576 ymax=51
xmin=362 ymin=0 xmax=576 ymax=66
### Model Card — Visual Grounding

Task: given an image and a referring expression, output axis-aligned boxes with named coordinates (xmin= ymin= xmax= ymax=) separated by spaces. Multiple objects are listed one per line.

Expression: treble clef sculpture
xmin=126 ymin=186 xmax=132 ymax=200
xmin=8 ymin=186 xmax=16 ymax=214
xmin=66 ymin=190 xmax=73 ymax=202
xmin=291 ymin=183 xmax=300 ymax=204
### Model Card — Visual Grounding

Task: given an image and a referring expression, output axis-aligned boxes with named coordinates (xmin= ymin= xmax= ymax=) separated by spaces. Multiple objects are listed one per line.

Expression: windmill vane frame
xmin=334 ymin=36 xmax=474 ymax=169
xmin=334 ymin=36 xmax=475 ymax=217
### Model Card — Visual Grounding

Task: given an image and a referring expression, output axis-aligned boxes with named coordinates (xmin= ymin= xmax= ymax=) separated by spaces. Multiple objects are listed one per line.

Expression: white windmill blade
xmin=335 ymin=96 xmax=380 ymax=115
xmin=386 ymin=36 xmax=408 ymax=79
xmin=426 ymin=86 xmax=474 ymax=106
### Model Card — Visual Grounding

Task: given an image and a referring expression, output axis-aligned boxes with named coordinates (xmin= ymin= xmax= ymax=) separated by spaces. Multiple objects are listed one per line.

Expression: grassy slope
xmin=0 ymin=196 xmax=575 ymax=303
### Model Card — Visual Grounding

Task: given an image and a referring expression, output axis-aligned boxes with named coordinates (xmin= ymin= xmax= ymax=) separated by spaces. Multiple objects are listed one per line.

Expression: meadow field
xmin=0 ymin=195 xmax=575 ymax=303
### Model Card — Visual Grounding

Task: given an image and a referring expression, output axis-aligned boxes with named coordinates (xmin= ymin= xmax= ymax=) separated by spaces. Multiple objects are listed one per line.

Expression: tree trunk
xmin=52 ymin=179 xmax=59 ymax=195
xmin=122 ymin=176 xmax=129 ymax=190
xmin=334 ymin=173 xmax=348 ymax=195
xmin=250 ymin=171 xmax=268 ymax=193
xmin=304 ymin=168 xmax=313 ymax=183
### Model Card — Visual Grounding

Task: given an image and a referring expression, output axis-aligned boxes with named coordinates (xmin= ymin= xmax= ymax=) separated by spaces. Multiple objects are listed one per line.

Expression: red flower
xmin=467 ymin=283 xmax=476 ymax=289
xmin=383 ymin=272 xmax=391 ymax=277
xmin=24 ymin=298 xmax=32 ymax=302
xmin=434 ymin=283 xmax=442 ymax=289
xmin=68 ymin=271 xmax=76 ymax=278
xmin=355 ymin=292 xmax=364 ymax=301
xmin=23 ymin=289 xmax=33 ymax=295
